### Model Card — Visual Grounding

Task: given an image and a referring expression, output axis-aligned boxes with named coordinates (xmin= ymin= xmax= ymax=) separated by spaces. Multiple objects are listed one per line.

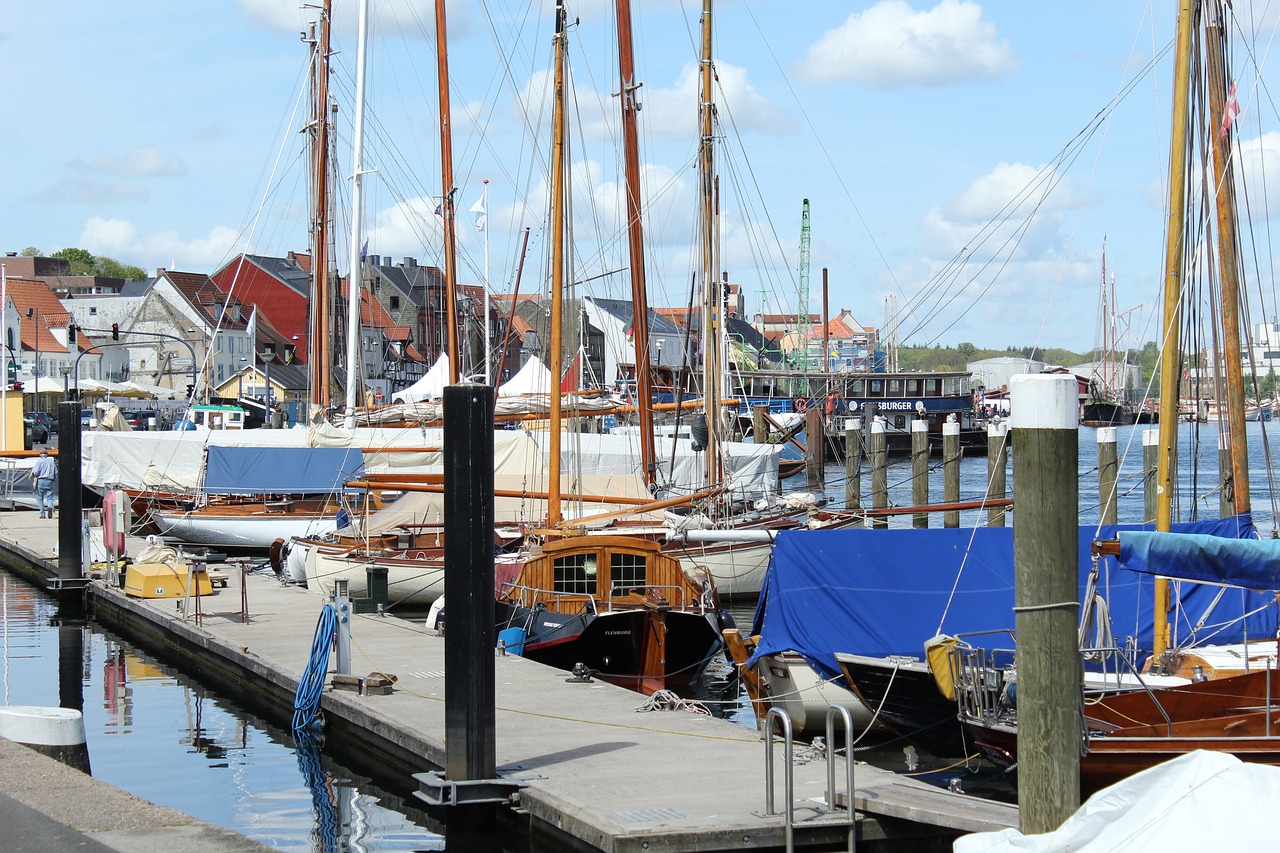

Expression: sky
xmin=4 ymin=1 xmax=1280 ymax=354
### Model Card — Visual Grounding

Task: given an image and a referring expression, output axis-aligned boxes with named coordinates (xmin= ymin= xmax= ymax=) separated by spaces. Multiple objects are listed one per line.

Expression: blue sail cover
xmin=1118 ymin=529 xmax=1280 ymax=590
xmin=202 ymin=446 xmax=365 ymax=495
xmin=748 ymin=516 xmax=1274 ymax=684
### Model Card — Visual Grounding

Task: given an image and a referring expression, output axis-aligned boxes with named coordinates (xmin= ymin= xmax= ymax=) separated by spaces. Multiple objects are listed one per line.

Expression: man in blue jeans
xmin=31 ymin=448 xmax=56 ymax=518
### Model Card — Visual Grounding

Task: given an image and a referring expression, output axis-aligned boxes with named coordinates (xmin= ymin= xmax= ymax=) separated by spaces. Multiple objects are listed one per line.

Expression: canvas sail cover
xmin=498 ymin=357 xmax=553 ymax=397
xmin=1117 ymin=522 xmax=1280 ymax=589
xmin=747 ymin=517 xmax=1272 ymax=684
xmin=392 ymin=353 xmax=450 ymax=403
xmin=203 ymin=446 xmax=365 ymax=495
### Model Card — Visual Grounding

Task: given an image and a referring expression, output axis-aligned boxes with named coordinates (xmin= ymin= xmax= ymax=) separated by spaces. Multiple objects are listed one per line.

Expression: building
xmin=967 ymin=355 xmax=1047 ymax=393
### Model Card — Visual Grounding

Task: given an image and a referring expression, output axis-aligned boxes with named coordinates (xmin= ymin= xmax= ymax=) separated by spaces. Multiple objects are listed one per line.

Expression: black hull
xmin=497 ymin=603 xmax=724 ymax=694
xmin=837 ymin=655 xmax=969 ymax=758
xmin=1081 ymin=402 xmax=1135 ymax=427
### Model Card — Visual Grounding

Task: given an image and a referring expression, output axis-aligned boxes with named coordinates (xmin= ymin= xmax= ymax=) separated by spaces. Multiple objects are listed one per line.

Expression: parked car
xmin=22 ymin=413 xmax=48 ymax=444
xmin=123 ymin=409 xmax=159 ymax=429
xmin=80 ymin=409 xmax=94 ymax=429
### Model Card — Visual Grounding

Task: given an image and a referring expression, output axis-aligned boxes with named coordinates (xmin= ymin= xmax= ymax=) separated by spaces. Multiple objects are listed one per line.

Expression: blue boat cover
xmin=748 ymin=515 xmax=1275 ymax=683
xmin=1118 ymin=529 xmax=1280 ymax=590
xmin=203 ymin=446 xmax=365 ymax=495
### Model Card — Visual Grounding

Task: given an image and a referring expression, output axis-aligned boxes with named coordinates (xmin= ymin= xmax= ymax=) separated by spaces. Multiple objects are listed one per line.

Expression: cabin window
xmin=609 ymin=552 xmax=647 ymax=596
xmin=869 ymin=379 xmax=883 ymax=397
xmin=850 ymin=379 xmax=865 ymax=397
xmin=925 ymin=378 xmax=941 ymax=396
xmin=887 ymin=379 xmax=902 ymax=396
xmin=906 ymin=378 xmax=921 ymax=396
xmin=895 ymin=415 xmax=906 ymax=430
xmin=553 ymin=553 xmax=598 ymax=595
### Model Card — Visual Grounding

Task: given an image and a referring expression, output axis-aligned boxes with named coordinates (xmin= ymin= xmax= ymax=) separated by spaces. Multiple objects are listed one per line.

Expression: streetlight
xmin=60 ymin=365 xmax=72 ymax=401
xmin=26 ymin=307 xmax=39 ymax=416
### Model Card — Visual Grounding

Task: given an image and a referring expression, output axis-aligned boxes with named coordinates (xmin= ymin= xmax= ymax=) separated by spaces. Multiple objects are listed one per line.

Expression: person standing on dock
xmin=31 ymin=449 xmax=56 ymax=518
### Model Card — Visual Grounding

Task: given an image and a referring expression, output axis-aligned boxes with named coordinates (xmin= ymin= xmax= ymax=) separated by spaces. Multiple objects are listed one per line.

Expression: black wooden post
xmin=56 ymin=400 xmax=82 ymax=585
xmin=443 ymin=382 xmax=495 ymax=782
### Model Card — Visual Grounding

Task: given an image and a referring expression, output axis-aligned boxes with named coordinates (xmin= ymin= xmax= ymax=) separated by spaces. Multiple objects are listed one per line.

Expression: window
xmin=887 ymin=378 xmax=902 ymax=396
xmin=89 ymin=307 xmax=98 ymax=316
xmin=925 ymin=378 xmax=941 ymax=396
xmin=906 ymin=378 xmax=921 ymax=396
xmin=553 ymin=553 xmax=597 ymax=594
xmin=869 ymin=379 xmax=883 ymax=397
xmin=390 ymin=296 xmax=400 ymax=310
xmin=610 ymin=551 xmax=647 ymax=596
xmin=894 ymin=415 xmax=906 ymax=430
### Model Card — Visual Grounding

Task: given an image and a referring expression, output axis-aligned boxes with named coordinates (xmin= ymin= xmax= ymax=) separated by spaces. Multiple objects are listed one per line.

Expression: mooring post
xmin=911 ymin=418 xmax=929 ymax=528
xmin=1009 ymin=373 xmax=1080 ymax=833
xmin=805 ymin=406 xmax=824 ymax=489
xmin=943 ymin=418 xmax=960 ymax=528
xmin=1098 ymin=426 xmax=1118 ymax=525
xmin=1142 ymin=428 xmax=1159 ymax=524
xmin=443 ymin=382 xmax=496 ymax=783
xmin=844 ymin=417 xmax=862 ymax=512
xmin=870 ymin=417 xmax=887 ymax=530
xmin=56 ymin=400 xmax=83 ymax=589
xmin=753 ymin=404 xmax=767 ymax=444
xmin=987 ymin=419 xmax=1008 ymax=527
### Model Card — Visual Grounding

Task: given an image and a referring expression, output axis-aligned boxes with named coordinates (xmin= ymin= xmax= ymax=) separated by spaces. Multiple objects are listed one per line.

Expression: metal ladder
xmin=763 ymin=705 xmax=857 ymax=853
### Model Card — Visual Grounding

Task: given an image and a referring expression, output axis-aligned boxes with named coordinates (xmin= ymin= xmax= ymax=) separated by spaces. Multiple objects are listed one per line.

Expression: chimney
xmin=403 ymin=257 xmax=416 ymax=268
xmin=156 ymin=267 xmax=166 ymax=277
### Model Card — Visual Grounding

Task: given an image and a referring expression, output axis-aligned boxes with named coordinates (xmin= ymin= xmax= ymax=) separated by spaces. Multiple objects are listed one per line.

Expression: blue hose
xmin=292 ymin=604 xmax=337 ymax=733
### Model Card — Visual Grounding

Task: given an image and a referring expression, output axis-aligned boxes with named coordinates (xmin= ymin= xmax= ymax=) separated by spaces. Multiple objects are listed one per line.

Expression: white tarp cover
xmin=954 ymin=750 xmax=1280 ymax=852
xmin=498 ymin=356 xmax=553 ymax=397
xmin=392 ymin=353 xmax=450 ymax=403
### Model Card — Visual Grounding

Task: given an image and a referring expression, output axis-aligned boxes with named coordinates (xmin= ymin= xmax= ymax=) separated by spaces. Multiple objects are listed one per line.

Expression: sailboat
xmin=951 ymin=0 xmax=1280 ymax=792
xmin=492 ymin=0 xmax=727 ymax=696
xmin=1080 ymin=243 xmax=1137 ymax=427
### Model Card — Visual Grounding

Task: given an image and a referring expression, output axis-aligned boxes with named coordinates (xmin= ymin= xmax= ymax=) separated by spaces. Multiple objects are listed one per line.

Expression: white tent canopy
xmin=498 ymin=356 xmax=553 ymax=397
xmin=116 ymin=380 xmax=184 ymax=400
xmin=392 ymin=353 xmax=450 ymax=403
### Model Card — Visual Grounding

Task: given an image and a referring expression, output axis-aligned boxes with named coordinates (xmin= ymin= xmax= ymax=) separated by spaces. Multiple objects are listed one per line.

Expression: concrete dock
xmin=0 ymin=506 xmax=1018 ymax=851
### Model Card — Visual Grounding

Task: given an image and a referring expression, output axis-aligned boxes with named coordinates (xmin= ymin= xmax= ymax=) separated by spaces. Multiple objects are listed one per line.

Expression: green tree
xmin=93 ymin=257 xmax=146 ymax=281
xmin=957 ymin=341 xmax=977 ymax=359
xmin=51 ymin=247 xmax=95 ymax=275
xmin=19 ymin=247 xmax=40 ymax=257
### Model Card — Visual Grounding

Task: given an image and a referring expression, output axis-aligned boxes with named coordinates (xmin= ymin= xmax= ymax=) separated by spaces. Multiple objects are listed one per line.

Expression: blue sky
xmin=4 ymin=1 xmax=1279 ymax=354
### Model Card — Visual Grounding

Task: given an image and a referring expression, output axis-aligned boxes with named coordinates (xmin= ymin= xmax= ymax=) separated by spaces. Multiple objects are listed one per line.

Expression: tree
xmin=957 ymin=341 xmax=977 ymax=359
xmin=93 ymin=257 xmax=146 ymax=281
xmin=51 ymin=247 xmax=95 ymax=275
xmin=19 ymin=247 xmax=40 ymax=257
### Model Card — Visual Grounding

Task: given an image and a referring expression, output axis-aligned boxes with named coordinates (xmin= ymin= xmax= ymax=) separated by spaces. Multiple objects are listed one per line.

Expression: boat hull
xmin=756 ymin=651 xmax=884 ymax=739
xmin=835 ymin=652 xmax=968 ymax=758
xmin=150 ymin=511 xmax=338 ymax=549
xmin=304 ymin=546 xmax=445 ymax=606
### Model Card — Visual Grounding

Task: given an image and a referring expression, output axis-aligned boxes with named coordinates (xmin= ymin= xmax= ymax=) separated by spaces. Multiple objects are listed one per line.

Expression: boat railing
xmin=948 ymin=644 xmax=1016 ymax=724
xmin=1078 ymin=645 xmax=1173 ymax=738
xmin=499 ymin=583 xmax=599 ymax=616
xmin=605 ymin=582 xmax=688 ymax=610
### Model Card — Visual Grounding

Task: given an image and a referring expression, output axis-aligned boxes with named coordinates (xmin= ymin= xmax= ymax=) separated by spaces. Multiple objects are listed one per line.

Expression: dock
xmin=0 ymin=509 xmax=1018 ymax=851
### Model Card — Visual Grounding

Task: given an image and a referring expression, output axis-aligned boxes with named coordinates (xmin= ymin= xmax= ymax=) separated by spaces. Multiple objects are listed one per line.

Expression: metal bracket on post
xmin=333 ymin=578 xmax=351 ymax=676
xmin=412 ymin=770 xmax=526 ymax=807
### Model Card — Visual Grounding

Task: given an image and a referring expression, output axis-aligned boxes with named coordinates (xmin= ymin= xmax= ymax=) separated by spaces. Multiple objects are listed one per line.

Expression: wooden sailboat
xmin=493 ymin=0 xmax=727 ymax=696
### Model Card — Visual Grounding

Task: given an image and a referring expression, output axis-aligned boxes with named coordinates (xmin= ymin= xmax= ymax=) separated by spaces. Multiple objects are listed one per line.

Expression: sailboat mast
xmin=436 ymin=0 xmax=461 ymax=385
xmin=616 ymin=0 xmax=656 ymax=488
xmin=1205 ymin=0 xmax=1250 ymax=516
xmin=309 ymin=1 xmax=333 ymax=410
xmin=698 ymin=0 xmax=722 ymax=487
xmin=343 ymin=0 xmax=371 ymax=427
xmin=547 ymin=0 xmax=569 ymax=529
xmin=1153 ymin=0 xmax=1197 ymax=658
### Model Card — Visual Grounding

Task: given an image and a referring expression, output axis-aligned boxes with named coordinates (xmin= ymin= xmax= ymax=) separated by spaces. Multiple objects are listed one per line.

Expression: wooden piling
xmin=870 ymin=418 xmax=887 ymax=529
xmin=911 ymin=418 xmax=929 ymax=528
xmin=443 ymin=383 xmax=496 ymax=783
xmin=987 ymin=420 xmax=1008 ymax=527
xmin=805 ymin=406 xmax=824 ymax=489
xmin=1009 ymin=374 xmax=1080 ymax=832
xmin=943 ymin=419 xmax=960 ymax=528
xmin=753 ymin=404 xmax=767 ymax=445
xmin=1098 ymin=426 xmax=1118 ymax=525
xmin=844 ymin=418 xmax=862 ymax=511
xmin=1143 ymin=428 xmax=1159 ymax=524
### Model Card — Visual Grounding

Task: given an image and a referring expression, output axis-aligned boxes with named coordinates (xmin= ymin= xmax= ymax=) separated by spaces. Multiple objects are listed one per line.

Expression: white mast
xmin=343 ymin=0 xmax=371 ymax=427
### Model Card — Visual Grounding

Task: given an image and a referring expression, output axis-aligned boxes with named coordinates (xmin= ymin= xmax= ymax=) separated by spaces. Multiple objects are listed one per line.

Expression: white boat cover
xmin=954 ymin=750 xmax=1280 ymax=852
xmin=391 ymin=353 xmax=450 ymax=403
xmin=498 ymin=356 xmax=553 ymax=397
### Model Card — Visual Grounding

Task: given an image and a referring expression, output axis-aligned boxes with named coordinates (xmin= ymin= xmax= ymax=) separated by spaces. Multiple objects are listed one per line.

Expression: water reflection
xmin=0 ymin=570 xmax=445 ymax=851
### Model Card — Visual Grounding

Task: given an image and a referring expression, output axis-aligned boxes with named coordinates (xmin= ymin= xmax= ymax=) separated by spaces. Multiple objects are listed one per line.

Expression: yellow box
xmin=123 ymin=563 xmax=214 ymax=599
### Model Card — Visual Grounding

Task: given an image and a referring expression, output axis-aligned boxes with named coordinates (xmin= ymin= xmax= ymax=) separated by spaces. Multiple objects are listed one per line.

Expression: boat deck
xmin=0 ymin=509 xmax=1018 ymax=851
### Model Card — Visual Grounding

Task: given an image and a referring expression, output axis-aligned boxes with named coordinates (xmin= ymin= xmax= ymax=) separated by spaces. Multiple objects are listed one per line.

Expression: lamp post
xmin=60 ymin=365 xmax=72 ymax=401
xmin=26 ymin=307 xmax=39 ymax=416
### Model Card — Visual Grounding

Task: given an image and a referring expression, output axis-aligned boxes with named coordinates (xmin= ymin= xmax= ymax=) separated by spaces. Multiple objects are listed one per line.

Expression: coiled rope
xmin=292 ymin=604 xmax=337 ymax=733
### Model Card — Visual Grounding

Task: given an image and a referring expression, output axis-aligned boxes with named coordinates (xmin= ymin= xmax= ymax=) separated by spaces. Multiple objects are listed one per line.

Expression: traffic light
xmin=112 ymin=323 xmax=120 ymax=341
xmin=11 ymin=381 xmax=22 ymax=393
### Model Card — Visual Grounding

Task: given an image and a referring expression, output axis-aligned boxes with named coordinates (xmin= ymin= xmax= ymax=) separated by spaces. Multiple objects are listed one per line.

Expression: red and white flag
xmin=1220 ymin=81 xmax=1240 ymax=138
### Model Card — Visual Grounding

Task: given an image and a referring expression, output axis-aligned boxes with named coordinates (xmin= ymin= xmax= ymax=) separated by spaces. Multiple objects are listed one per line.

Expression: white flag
xmin=246 ymin=305 xmax=257 ymax=353
xmin=469 ymin=196 xmax=486 ymax=232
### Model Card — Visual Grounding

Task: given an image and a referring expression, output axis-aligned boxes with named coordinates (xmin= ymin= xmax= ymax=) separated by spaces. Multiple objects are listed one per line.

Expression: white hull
xmin=669 ymin=538 xmax=773 ymax=598
xmin=151 ymin=511 xmax=338 ymax=549
xmin=756 ymin=651 xmax=884 ymax=738
xmin=302 ymin=542 xmax=445 ymax=606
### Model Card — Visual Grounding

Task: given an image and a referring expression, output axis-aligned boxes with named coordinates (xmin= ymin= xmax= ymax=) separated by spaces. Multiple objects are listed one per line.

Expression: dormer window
xmin=390 ymin=296 xmax=400 ymax=310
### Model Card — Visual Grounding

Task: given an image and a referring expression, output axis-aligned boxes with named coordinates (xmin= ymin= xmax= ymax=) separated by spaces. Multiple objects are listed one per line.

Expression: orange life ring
xmin=794 ymin=397 xmax=808 ymax=413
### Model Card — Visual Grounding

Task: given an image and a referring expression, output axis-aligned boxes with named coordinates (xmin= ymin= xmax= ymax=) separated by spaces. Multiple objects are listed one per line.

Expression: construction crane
xmin=796 ymin=198 xmax=811 ymax=386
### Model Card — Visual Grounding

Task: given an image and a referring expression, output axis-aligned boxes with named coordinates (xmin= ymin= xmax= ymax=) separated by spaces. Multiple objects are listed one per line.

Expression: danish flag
xmin=1220 ymin=81 xmax=1240 ymax=139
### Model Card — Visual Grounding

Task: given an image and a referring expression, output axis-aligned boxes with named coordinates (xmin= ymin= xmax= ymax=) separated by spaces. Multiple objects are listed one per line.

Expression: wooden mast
xmin=436 ymin=0 xmax=461 ymax=384
xmin=616 ymin=0 xmax=656 ymax=489
xmin=1204 ymin=0 xmax=1250 ymax=517
xmin=308 ymin=2 xmax=333 ymax=410
xmin=698 ymin=0 xmax=722 ymax=489
xmin=1153 ymin=0 xmax=1196 ymax=659
xmin=547 ymin=0 xmax=568 ymax=528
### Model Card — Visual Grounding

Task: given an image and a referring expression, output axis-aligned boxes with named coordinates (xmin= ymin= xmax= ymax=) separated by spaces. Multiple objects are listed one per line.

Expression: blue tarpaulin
xmin=748 ymin=516 xmax=1275 ymax=683
xmin=1118 ymin=529 xmax=1280 ymax=590
xmin=202 ymin=446 xmax=364 ymax=495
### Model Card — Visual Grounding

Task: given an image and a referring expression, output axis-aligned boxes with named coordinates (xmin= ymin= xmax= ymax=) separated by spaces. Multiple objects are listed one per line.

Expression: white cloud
xmin=1237 ymin=131 xmax=1280 ymax=217
xmin=237 ymin=0 xmax=471 ymax=39
xmin=78 ymin=217 xmax=240 ymax=269
xmin=367 ymin=195 xmax=443 ymax=257
xmin=31 ymin=178 xmax=148 ymax=205
xmin=643 ymin=61 xmax=789 ymax=139
xmin=72 ymin=145 xmax=186 ymax=177
xmin=793 ymin=0 xmax=1018 ymax=88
